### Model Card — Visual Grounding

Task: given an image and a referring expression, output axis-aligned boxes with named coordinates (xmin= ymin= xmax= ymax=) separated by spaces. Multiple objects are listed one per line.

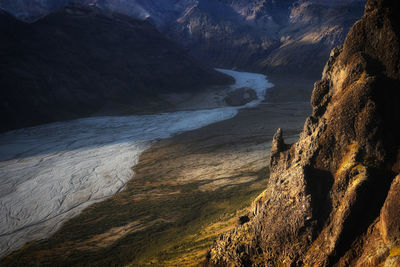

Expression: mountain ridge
xmin=0 ymin=0 xmax=366 ymax=78
xmin=0 ymin=3 xmax=233 ymax=132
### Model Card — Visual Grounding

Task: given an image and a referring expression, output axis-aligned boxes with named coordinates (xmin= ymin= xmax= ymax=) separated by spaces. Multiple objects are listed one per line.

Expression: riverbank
xmin=0 ymin=70 xmax=269 ymax=258
xmin=1 ymin=77 xmax=312 ymax=265
xmin=265 ymin=73 xmax=317 ymax=103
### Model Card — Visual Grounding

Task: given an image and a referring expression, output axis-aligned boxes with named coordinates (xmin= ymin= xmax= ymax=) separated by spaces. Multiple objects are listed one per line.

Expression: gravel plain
xmin=0 ymin=69 xmax=272 ymax=257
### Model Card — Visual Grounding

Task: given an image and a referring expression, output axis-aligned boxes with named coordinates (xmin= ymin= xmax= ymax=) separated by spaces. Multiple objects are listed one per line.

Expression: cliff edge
xmin=207 ymin=0 xmax=400 ymax=265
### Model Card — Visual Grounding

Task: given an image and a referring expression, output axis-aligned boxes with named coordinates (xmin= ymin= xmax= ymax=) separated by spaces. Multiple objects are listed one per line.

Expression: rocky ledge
xmin=207 ymin=0 xmax=400 ymax=266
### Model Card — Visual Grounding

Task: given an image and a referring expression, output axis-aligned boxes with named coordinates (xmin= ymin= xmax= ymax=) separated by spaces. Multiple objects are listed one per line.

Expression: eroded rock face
xmin=207 ymin=0 xmax=400 ymax=265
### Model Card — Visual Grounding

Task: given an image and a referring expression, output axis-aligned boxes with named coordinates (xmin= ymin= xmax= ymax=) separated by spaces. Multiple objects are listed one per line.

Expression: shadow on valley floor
xmin=1 ymin=126 xmax=272 ymax=266
xmin=0 ymin=101 xmax=311 ymax=161
xmin=1 ymin=99 xmax=311 ymax=266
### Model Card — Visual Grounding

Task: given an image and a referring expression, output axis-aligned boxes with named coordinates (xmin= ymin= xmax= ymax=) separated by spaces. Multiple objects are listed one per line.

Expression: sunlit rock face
xmin=207 ymin=0 xmax=400 ymax=265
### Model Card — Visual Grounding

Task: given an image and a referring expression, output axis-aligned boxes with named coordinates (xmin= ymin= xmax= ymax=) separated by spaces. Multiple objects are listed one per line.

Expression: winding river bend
xmin=0 ymin=69 xmax=272 ymax=257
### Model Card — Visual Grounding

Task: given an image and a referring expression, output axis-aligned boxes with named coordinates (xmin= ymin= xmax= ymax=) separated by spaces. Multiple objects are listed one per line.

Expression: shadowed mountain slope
xmin=0 ymin=4 xmax=233 ymax=132
xmin=166 ymin=0 xmax=366 ymax=78
xmin=207 ymin=0 xmax=400 ymax=265
xmin=0 ymin=0 xmax=366 ymax=79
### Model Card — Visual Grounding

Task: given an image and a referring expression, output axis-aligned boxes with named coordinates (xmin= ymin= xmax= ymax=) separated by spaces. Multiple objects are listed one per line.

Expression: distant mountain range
xmin=0 ymin=0 xmax=367 ymax=131
xmin=163 ymin=0 xmax=366 ymax=76
xmin=0 ymin=3 xmax=232 ymax=132
xmin=0 ymin=0 xmax=366 ymax=77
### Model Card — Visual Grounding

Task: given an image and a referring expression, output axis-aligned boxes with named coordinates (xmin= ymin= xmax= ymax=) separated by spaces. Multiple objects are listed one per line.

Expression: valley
xmin=3 ymin=0 xmax=396 ymax=266
xmin=0 ymin=69 xmax=311 ymax=264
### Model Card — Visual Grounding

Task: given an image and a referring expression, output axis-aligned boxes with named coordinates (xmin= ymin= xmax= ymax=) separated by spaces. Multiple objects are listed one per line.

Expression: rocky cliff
xmin=0 ymin=4 xmax=232 ymax=132
xmin=207 ymin=0 xmax=400 ymax=265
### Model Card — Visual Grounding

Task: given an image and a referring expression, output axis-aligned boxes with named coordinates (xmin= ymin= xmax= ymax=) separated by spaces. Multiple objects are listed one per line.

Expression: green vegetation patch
xmin=2 ymin=166 xmax=268 ymax=267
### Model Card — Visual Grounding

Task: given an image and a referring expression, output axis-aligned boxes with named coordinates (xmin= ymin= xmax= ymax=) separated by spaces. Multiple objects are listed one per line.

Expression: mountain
xmin=0 ymin=0 xmax=366 ymax=78
xmin=0 ymin=4 xmax=233 ymax=132
xmin=166 ymin=0 xmax=366 ymax=77
xmin=0 ymin=0 xmax=188 ymax=23
xmin=207 ymin=0 xmax=400 ymax=265
xmin=260 ymin=0 xmax=366 ymax=76
xmin=0 ymin=0 xmax=70 ymax=21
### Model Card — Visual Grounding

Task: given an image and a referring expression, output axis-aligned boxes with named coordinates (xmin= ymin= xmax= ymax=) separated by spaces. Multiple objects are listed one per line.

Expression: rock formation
xmin=207 ymin=0 xmax=400 ymax=265
xmin=224 ymin=87 xmax=258 ymax=106
xmin=0 ymin=3 xmax=232 ymax=132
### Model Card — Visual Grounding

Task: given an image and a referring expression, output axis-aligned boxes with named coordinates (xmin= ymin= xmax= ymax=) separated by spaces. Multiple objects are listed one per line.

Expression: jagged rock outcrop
xmin=207 ymin=0 xmax=400 ymax=265
xmin=0 ymin=3 xmax=232 ymax=132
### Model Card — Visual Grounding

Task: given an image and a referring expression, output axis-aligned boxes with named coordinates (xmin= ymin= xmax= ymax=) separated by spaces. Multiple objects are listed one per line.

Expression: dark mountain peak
xmin=0 ymin=3 xmax=232 ymax=132
xmin=207 ymin=0 xmax=400 ymax=265
xmin=0 ymin=0 xmax=367 ymax=79
xmin=0 ymin=6 xmax=12 ymax=18
xmin=61 ymin=2 xmax=99 ymax=13
xmin=0 ymin=0 xmax=70 ymax=21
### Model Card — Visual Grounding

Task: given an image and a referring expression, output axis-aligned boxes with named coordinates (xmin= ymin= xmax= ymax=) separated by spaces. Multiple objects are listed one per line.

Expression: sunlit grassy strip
xmin=130 ymin=170 xmax=268 ymax=266
xmin=142 ymin=205 xmax=252 ymax=266
xmin=2 ymin=166 xmax=268 ymax=266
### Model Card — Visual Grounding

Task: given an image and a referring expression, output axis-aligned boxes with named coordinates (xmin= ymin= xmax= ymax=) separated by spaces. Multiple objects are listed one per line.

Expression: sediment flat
xmin=0 ymin=70 xmax=270 ymax=258
xmin=1 ymin=71 xmax=314 ymax=265
xmin=1 ymin=96 xmax=311 ymax=266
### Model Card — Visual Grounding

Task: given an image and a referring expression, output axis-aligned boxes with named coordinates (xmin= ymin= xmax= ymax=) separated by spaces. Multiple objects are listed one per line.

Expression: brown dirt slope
xmin=207 ymin=0 xmax=400 ymax=266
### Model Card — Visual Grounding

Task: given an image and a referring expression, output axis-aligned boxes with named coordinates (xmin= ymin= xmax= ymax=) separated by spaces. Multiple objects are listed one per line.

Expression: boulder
xmin=224 ymin=87 xmax=258 ymax=106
